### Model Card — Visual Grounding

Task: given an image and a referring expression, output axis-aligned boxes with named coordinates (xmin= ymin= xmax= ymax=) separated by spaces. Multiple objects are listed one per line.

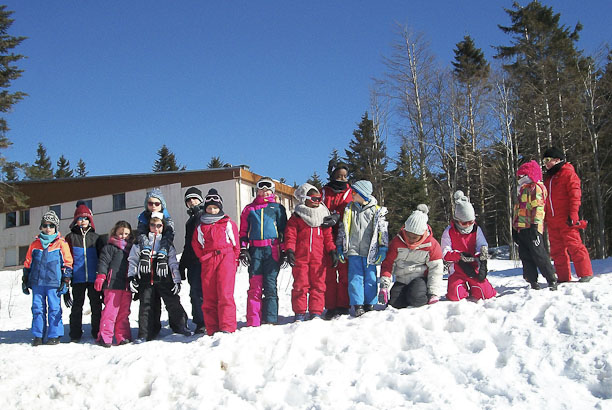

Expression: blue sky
xmin=3 ymin=1 xmax=610 ymax=186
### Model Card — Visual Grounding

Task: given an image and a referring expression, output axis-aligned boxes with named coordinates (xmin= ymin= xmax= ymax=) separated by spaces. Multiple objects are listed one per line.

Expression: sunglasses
xmin=41 ymin=224 xmax=55 ymax=228
xmin=542 ymin=157 xmax=553 ymax=164
xmin=306 ymin=195 xmax=322 ymax=203
xmin=149 ymin=223 xmax=163 ymax=229
xmin=256 ymin=181 xmax=274 ymax=190
xmin=147 ymin=201 xmax=162 ymax=207
xmin=77 ymin=217 xmax=89 ymax=222
xmin=205 ymin=194 xmax=223 ymax=203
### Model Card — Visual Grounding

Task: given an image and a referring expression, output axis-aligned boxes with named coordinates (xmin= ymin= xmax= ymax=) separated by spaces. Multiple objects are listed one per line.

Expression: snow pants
xmin=547 ymin=224 xmax=593 ymax=282
xmin=246 ymin=245 xmax=280 ymax=326
xmin=324 ymin=252 xmax=349 ymax=310
xmin=347 ymin=256 xmax=378 ymax=306
xmin=187 ymin=262 xmax=205 ymax=329
xmin=31 ymin=285 xmax=63 ymax=339
xmin=389 ymin=277 xmax=428 ymax=308
xmin=69 ymin=282 xmax=103 ymax=340
xmin=98 ymin=289 xmax=132 ymax=344
xmin=200 ymin=249 xmax=237 ymax=335
xmin=515 ymin=228 xmax=557 ymax=285
xmin=137 ymin=281 xmax=187 ymax=340
xmin=446 ymin=271 xmax=497 ymax=301
xmin=291 ymin=256 xmax=326 ymax=315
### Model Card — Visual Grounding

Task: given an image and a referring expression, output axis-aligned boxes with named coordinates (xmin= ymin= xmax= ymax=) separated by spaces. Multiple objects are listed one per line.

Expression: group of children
xmin=22 ymin=158 xmax=581 ymax=346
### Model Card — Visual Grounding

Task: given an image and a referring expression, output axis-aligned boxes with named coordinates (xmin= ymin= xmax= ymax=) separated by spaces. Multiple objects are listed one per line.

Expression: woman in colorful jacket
xmin=22 ymin=211 xmax=73 ymax=346
xmin=542 ymin=147 xmax=593 ymax=283
xmin=380 ymin=204 xmax=443 ymax=308
xmin=512 ymin=160 xmax=558 ymax=291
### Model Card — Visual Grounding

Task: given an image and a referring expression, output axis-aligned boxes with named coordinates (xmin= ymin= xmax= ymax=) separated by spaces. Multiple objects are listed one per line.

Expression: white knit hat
xmin=293 ymin=183 xmax=319 ymax=205
xmin=404 ymin=204 xmax=429 ymax=235
xmin=453 ymin=190 xmax=475 ymax=222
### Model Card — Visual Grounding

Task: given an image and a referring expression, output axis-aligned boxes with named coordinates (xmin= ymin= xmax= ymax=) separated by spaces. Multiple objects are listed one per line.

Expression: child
xmin=128 ymin=212 xmax=190 ymax=342
xmin=512 ymin=160 xmax=558 ymax=290
xmin=321 ymin=162 xmax=352 ymax=319
xmin=65 ymin=201 xmax=105 ymax=342
xmin=284 ymin=183 xmax=338 ymax=321
xmin=179 ymin=187 xmax=206 ymax=334
xmin=21 ymin=211 xmax=73 ymax=346
xmin=239 ymin=176 xmax=287 ymax=326
xmin=380 ymin=204 xmax=443 ymax=308
xmin=94 ymin=221 xmax=134 ymax=347
xmin=191 ymin=189 xmax=240 ymax=335
xmin=336 ymin=180 xmax=389 ymax=317
xmin=136 ymin=188 xmax=175 ymax=277
xmin=442 ymin=191 xmax=497 ymax=301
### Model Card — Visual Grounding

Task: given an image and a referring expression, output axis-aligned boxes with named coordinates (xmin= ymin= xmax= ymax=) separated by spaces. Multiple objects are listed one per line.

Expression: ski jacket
xmin=284 ymin=214 xmax=336 ymax=264
xmin=337 ymin=199 xmax=388 ymax=265
xmin=441 ymin=223 xmax=488 ymax=277
xmin=97 ymin=238 xmax=133 ymax=291
xmin=322 ymin=184 xmax=352 ymax=217
xmin=23 ymin=234 xmax=73 ymax=288
xmin=127 ymin=233 xmax=181 ymax=284
xmin=239 ymin=196 xmax=287 ymax=248
xmin=543 ymin=162 xmax=582 ymax=228
xmin=192 ymin=214 xmax=240 ymax=263
xmin=381 ymin=226 xmax=443 ymax=297
xmin=179 ymin=204 xmax=206 ymax=270
xmin=136 ymin=208 xmax=175 ymax=252
xmin=513 ymin=182 xmax=547 ymax=234
xmin=65 ymin=226 xmax=103 ymax=284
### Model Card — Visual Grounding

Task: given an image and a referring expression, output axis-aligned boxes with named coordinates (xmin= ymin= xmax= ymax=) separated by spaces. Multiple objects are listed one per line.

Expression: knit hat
xmin=293 ymin=183 xmax=319 ymax=205
xmin=150 ymin=211 xmax=165 ymax=222
xmin=184 ymin=187 xmax=204 ymax=204
xmin=256 ymin=177 xmax=276 ymax=193
xmin=404 ymin=204 xmax=429 ymax=235
xmin=204 ymin=188 xmax=223 ymax=211
xmin=144 ymin=187 xmax=167 ymax=210
xmin=329 ymin=161 xmax=349 ymax=180
xmin=40 ymin=210 xmax=60 ymax=229
xmin=453 ymin=191 xmax=475 ymax=222
xmin=71 ymin=202 xmax=95 ymax=230
xmin=517 ymin=160 xmax=543 ymax=183
xmin=543 ymin=146 xmax=565 ymax=161
xmin=352 ymin=180 xmax=373 ymax=201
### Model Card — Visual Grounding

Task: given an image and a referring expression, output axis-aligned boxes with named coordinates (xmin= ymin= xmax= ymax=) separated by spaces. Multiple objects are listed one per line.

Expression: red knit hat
xmin=517 ymin=160 xmax=543 ymax=183
xmin=71 ymin=203 xmax=95 ymax=230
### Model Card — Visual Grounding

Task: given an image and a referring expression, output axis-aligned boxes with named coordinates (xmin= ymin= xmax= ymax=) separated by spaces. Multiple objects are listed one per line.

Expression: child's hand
xmin=139 ymin=248 xmax=152 ymax=275
xmin=156 ymin=253 xmax=168 ymax=277
xmin=63 ymin=291 xmax=73 ymax=308
xmin=171 ymin=282 xmax=181 ymax=295
xmin=21 ymin=271 xmax=30 ymax=295
xmin=239 ymin=248 xmax=251 ymax=267
xmin=329 ymin=250 xmax=339 ymax=268
xmin=129 ymin=276 xmax=139 ymax=293
xmin=379 ymin=276 xmax=392 ymax=289
xmin=460 ymin=252 xmax=475 ymax=263
xmin=285 ymin=249 xmax=296 ymax=267
xmin=427 ymin=296 xmax=440 ymax=305
xmin=94 ymin=274 xmax=106 ymax=292
xmin=374 ymin=246 xmax=388 ymax=264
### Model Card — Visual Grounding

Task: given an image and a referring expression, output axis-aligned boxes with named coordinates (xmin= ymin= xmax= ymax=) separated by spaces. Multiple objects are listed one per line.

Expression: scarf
xmin=199 ymin=213 xmax=226 ymax=225
xmin=38 ymin=232 xmax=58 ymax=249
xmin=108 ymin=235 xmax=128 ymax=251
xmin=253 ymin=195 xmax=275 ymax=205
xmin=294 ymin=203 xmax=330 ymax=228
xmin=454 ymin=221 xmax=476 ymax=235
xmin=326 ymin=180 xmax=350 ymax=193
xmin=400 ymin=228 xmax=428 ymax=250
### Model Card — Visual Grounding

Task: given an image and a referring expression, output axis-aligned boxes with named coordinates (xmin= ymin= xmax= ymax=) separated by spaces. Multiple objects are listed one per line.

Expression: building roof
xmin=2 ymin=166 xmax=295 ymax=212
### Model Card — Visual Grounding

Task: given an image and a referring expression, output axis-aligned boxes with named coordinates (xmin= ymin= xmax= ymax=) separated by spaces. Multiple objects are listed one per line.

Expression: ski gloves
xmin=458 ymin=246 xmax=489 ymax=282
xmin=239 ymin=248 xmax=251 ymax=267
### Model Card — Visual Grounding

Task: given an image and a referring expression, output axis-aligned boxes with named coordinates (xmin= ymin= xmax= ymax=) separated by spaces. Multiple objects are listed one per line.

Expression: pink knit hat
xmin=517 ymin=160 xmax=543 ymax=183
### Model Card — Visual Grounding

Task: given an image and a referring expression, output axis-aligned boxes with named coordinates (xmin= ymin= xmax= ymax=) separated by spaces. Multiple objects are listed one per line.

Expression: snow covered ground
xmin=1 ymin=258 xmax=611 ymax=409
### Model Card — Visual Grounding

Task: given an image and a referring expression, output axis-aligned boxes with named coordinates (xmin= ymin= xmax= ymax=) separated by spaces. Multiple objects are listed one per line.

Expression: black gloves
xmin=156 ymin=253 xmax=168 ymax=277
xmin=330 ymin=250 xmax=339 ymax=268
xmin=285 ymin=249 xmax=296 ymax=267
xmin=321 ymin=213 xmax=340 ymax=228
xmin=477 ymin=259 xmax=488 ymax=282
xmin=458 ymin=259 xmax=478 ymax=278
xmin=129 ymin=275 xmax=139 ymax=294
xmin=138 ymin=248 xmax=151 ymax=275
xmin=239 ymin=248 xmax=251 ymax=267
xmin=529 ymin=224 xmax=540 ymax=244
xmin=22 ymin=270 xmax=30 ymax=295
xmin=64 ymin=290 xmax=73 ymax=308
xmin=56 ymin=277 xmax=70 ymax=296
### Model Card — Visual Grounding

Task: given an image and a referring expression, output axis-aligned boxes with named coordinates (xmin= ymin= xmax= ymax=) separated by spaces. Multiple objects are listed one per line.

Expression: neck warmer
xmin=326 ymin=180 xmax=349 ymax=193
xmin=38 ymin=232 xmax=58 ymax=249
xmin=454 ymin=221 xmax=475 ymax=235
xmin=294 ymin=203 xmax=330 ymax=228
xmin=518 ymin=175 xmax=532 ymax=187
xmin=546 ymin=161 xmax=566 ymax=177
xmin=200 ymin=213 xmax=226 ymax=225
xmin=400 ymin=228 xmax=428 ymax=250
xmin=254 ymin=195 xmax=275 ymax=205
xmin=109 ymin=236 xmax=127 ymax=250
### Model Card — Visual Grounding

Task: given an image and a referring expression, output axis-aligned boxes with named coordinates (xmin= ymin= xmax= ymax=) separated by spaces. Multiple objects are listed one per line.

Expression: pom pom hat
xmin=404 ymin=204 xmax=429 ymax=235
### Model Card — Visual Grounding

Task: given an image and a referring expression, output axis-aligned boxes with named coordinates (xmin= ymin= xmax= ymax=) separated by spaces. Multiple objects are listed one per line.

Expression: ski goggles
xmin=542 ymin=157 xmax=553 ymax=164
xmin=256 ymin=180 xmax=274 ymax=190
xmin=306 ymin=195 xmax=322 ymax=203
xmin=205 ymin=194 xmax=223 ymax=204
xmin=77 ymin=217 xmax=89 ymax=222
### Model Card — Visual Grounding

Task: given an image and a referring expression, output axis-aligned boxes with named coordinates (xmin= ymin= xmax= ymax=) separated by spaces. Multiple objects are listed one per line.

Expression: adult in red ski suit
xmin=542 ymin=147 xmax=593 ymax=283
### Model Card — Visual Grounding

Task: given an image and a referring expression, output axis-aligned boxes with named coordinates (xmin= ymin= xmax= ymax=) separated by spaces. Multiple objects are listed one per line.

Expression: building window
xmin=113 ymin=193 xmax=126 ymax=211
xmin=5 ymin=212 xmax=16 ymax=228
xmin=19 ymin=210 xmax=30 ymax=226
xmin=83 ymin=199 xmax=93 ymax=212
xmin=4 ymin=247 xmax=16 ymax=267
xmin=19 ymin=246 xmax=29 ymax=265
xmin=50 ymin=205 xmax=61 ymax=219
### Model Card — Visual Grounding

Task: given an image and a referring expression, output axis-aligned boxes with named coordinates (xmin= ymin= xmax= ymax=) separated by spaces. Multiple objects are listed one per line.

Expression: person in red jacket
xmin=285 ymin=183 xmax=339 ymax=321
xmin=192 ymin=189 xmax=240 ymax=335
xmin=542 ymin=147 xmax=594 ymax=283
xmin=320 ymin=162 xmax=353 ymax=319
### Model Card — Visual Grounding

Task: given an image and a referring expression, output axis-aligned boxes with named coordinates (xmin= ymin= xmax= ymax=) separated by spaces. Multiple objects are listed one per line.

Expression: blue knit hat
xmin=351 ymin=180 xmax=373 ymax=201
xmin=144 ymin=187 xmax=167 ymax=210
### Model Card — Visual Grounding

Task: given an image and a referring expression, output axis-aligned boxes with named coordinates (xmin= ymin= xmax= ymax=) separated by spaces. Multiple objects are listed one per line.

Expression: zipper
xmin=260 ymin=208 xmax=264 ymax=239
xmin=107 ymin=269 xmax=113 ymax=288
xmin=547 ymin=177 xmax=555 ymax=217
xmin=310 ymin=228 xmax=313 ymax=252
xmin=82 ymin=229 xmax=88 ymax=281
xmin=150 ymin=235 xmax=156 ymax=285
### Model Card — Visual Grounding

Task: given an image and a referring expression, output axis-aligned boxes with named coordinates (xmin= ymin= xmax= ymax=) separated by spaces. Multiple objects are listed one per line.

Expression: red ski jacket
xmin=543 ymin=162 xmax=582 ymax=228
xmin=284 ymin=215 xmax=336 ymax=264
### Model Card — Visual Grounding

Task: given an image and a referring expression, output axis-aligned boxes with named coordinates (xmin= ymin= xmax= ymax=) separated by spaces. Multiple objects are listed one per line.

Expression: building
xmin=1 ymin=166 xmax=295 ymax=269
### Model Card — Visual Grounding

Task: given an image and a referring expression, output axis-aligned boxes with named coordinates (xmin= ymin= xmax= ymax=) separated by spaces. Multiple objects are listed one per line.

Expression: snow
xmin=1 ymin=258 xmax=611 ymax=410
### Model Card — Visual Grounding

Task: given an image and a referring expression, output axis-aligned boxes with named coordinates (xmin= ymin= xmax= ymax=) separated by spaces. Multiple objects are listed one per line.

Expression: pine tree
xmin=207 ymin=156 xmax=231 ymax=168
xmin=2 ymin=161 xmax=20 ymax=182
xmin=0 ymin=6 xmax=27 ymax=210
xmin=54 ymin=155 xmax=73 ymax=178
xmin=307 ymin=172 xmax=323 ymax=191
xmin=75 ymin=159 xmax=88 ymax=177
xmin=153 ymin=144 xmax=183 ymax=172
xmin=25 ymin=143 xmax=53 ymax=180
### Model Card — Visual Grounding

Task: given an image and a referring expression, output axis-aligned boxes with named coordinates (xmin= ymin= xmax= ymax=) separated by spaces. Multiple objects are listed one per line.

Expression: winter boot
xmin=548 ymin=280 xmax=558 ymax=291
xmin=336 ymin=307 xmax=350 ymax=315
xmin=46 ymin=337 xmax=60 ymax=345
xmin=530 ymin=282 xmax=541 ymax=290
xmin=353 ymin=305 xmax=365 ymax=317
xmin=32 ymin=337 xmax=43 ymax=347
xmin=364 ymin=304 xmax=374 ymax=312
xmin=295 ymin=313 xmax=307 ymax=322
xmin=323 ymin=308 xmax=337 ymax=320
xmin=97 ymin=339 xmax=111 ymax=348
xmin=310 ymin=313 xmax=322 ymax=320
xmin=578 ymin=276 xmax=593 ymax=283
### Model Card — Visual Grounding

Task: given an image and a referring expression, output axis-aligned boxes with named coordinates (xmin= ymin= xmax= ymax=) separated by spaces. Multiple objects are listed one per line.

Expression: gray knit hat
xmin=453 ymin=190 xmax=475 ymax=222
xmin=352 ymin=180 xmax=373 ymax=201
xmin=294 ymin=183 xmax=319 ymax=205
xmin=404 ymin=204 xmax=429 ymax=235
xmin=40 ymin=210 xmax=60 ymax=229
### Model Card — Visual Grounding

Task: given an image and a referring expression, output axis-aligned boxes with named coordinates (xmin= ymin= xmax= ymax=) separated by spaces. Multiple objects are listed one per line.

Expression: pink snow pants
xmin=548 ymin=225 xmax=593 ymax=282
xmin=98 ymin=289 xmax=132 ymax=344
xmin=200 ymin=250 xmax=237 ymax=335
xmin=447 ymin=271 xmax=497 ymax=301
